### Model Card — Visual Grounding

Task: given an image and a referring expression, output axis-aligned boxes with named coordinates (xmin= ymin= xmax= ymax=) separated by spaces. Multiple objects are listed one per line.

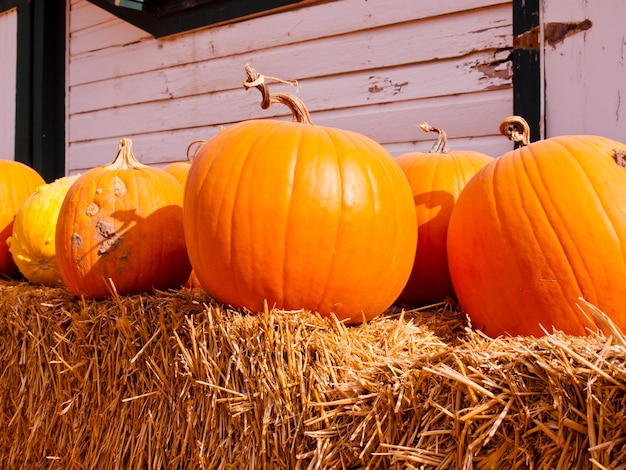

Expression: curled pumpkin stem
xmin=186 ymin=139 xmax=207 ymax=162
xmin=242 ymin=63 xmax=313 ymax=125
xmin=419 ymin=122 xmax=450 ymax=153
xmin=499 ymin=116 xmax=531 ymax=147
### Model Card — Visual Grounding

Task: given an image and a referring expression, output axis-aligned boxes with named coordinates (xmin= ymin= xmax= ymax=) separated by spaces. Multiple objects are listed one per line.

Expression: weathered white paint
xmin=67 ymin=0 xmax=514 ymax=172
xmin=543 ymin=0 xmax=626 ymax=141
xmin=0 ymin=8 xmax=17 ymax=161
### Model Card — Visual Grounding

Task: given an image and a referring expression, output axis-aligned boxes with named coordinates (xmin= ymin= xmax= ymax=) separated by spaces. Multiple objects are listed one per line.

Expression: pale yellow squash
xmin=8 ymin=174 xmax=80 ymax=286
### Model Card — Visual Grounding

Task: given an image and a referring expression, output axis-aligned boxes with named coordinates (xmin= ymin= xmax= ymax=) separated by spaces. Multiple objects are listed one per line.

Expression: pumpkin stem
xmin=186 ymin=139 xmax=207 ymax=162
xmin=419 ymin=123 xmax=450 ymax=153
xmin=242 ymin=63 xmax=314 ymax=125
xmin=499 ymin=116 xmax=531 ymax=147
xmin=108 ymin=138 xmax=148 ymax=170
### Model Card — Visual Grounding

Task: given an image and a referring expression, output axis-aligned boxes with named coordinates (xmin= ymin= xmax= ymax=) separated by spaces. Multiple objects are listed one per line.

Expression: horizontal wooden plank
xmin=69 ymin=50 xmax=511 ymax=142
xmin=318 ymin=88 xmax=513 ymax=147
xmin=385 ymin=135 xmax=512 ymax=159
xmin=68 ymin=132 xmax=513 ymax=173
xmin=69 ymin=0 xmax=118 ymax=34
xmin=69 ymin=6 xmax=511 ymax=113
xmin=69 ymin=0 xmax=511 ymax=86
xmin=67 ymin=88 xmax=512 ymax=171
xmin=69 ymin=17 xmax=150 ymax=56
xmin=70 ymin=0 xmax=511 ymax=46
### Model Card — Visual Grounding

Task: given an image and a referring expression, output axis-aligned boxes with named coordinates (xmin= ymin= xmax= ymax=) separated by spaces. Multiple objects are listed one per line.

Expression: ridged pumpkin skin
xmin=447 ymin=127 xmax=626 ymax=337
xmin=8 ymin=175 xmax=80 ymax=286
xmin=395 ymin=125 xmax=492 ymax=306
xmin=184 ymin=119 xmax=417 ymax=323
xmin=0 ymin=160 xmax=46 ymax=277
xmin=55 ymin=139 xmax=192 ymax=298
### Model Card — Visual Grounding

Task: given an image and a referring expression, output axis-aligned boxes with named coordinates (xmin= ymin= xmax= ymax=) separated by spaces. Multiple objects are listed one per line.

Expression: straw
xmin=1 ymin=280 xmax=625 ymax=469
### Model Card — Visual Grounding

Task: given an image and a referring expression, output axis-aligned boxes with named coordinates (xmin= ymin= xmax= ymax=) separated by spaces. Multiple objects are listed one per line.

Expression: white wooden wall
xmin=0 ymin=8 xmax=17 ymax=161
xmin=543 ymin=0 xmax=626 ymax=142
xmin=67 ymin=0 xmax=514 ymax=173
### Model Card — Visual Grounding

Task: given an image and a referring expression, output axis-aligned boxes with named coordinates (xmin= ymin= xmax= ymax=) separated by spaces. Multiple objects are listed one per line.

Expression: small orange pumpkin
xmin=55 ymin=139 xmax=192 ymax=298
xmin=163 ymin=140 xmax=203 ymax=187
xmin=183 ymin=65 xmax=417 ymax=324
xmin=395 ymin=124 xmax=492 ymax=306
xmin=447 ymin=116 xmax=626 ymax=337
xmin=0 ymin=160 xmax=46 ymax=277
xmin=163 ymin=140 xmax=205 ymax=289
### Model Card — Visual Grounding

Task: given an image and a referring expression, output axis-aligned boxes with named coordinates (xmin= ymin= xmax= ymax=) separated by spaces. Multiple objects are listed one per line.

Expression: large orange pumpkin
xmin=55 ymin=139 xmax=192 ymax=298
xmin=447 ymin=116 xmax=626 ymax=337
xmin=395 ymin=124 xmax=492 ymax=306
xmin=0 ymin=160 xmax=46 ymax=277
xmin=183 ymin=66 xmax=417 ymax=324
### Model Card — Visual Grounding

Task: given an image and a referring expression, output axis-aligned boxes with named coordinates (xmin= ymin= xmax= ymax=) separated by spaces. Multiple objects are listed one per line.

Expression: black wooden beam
xmin=14 ymin=0 xmax=66 ymax=182
xmin=512 ymin=0 xmax=542 ymax=142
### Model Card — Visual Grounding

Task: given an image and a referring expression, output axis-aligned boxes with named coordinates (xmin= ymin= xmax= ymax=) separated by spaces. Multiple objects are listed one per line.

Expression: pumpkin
xmin=163 ymin=140 xmax=206 ymax=289
xmin=183 ymin=65 xmax=417 ymax=324
xmin=447 ymin=115 xmax=626 ymax=337
xmin=7 ymin=174 xmax=80 ymax=285
xmin=163 ymin=142 xmax=198 ymax=186
xmin=0 ymin=160 xmax=46 ymax=277
xmin=55 ymin=138 xmax=192 ymax=298
xmin=395 ymin=123 xmax=492 ymax=306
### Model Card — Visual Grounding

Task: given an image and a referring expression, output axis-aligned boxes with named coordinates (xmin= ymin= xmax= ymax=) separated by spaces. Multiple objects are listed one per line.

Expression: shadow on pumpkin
xmin=72 ymin=205 xmax=192 ymax=298
xmin=395 ymin=189 xmax=457 ymax=308
xmin=0 ymin=220 xmax=21 ymax=278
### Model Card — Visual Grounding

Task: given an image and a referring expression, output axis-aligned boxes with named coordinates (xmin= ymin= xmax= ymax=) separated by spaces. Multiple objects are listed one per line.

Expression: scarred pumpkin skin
xmin=184 ymin=118 xmax=417 ymax=324
xmin=395 ymin=124 xmax=492 ymax=306
xmin=447 ymin=125 xmax=626 ymax=337
xmin=0 ymin=160 xmax=46 ymax=277
xmin=55 ymin=139 xmax=192 ymax=298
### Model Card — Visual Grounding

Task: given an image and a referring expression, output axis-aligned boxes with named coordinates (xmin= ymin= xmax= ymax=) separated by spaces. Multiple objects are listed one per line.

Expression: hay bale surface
xmin=1 ymin=280 xmax=625 ymax=469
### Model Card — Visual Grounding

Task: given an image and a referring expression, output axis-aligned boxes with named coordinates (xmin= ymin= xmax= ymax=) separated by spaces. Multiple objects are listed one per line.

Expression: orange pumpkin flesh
xmin=0 ymin=160 xmax=46 ymax=277
xmin=163 ymin=161 xmax=191 ymax=187
xmin=183 ymin=66 xmax=417 ymax=324
xmin=395 ymin=124 xmax=492 ymax=306
xmin=447 ymin=116 xmax=626 ymax=337
xmin=163 ymin=141 xmax=205 ymax=290
xmin=55 ymin=139 xmax=192 ymax=298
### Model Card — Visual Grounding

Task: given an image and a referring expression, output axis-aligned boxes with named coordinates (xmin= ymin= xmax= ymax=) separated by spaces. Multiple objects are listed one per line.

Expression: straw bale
xmin=1 ymin=280 xmax=625 ymax=469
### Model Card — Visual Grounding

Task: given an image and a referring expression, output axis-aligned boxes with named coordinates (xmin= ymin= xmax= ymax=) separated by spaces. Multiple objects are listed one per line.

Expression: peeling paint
xmin=545 ymin=19 xmax=592 ymax=48
xmin=367 ymin=76 xmax=409 ymax=96
xmin=471 ymin=49 xmax=513 ymax=84
xmin=473 ymin=61 xmax=512 ymax=81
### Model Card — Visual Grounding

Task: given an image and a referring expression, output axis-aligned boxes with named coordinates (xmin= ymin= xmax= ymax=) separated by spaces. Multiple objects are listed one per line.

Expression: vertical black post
xmin=14 ymin=1 xmax=33 ymax=166
xmin=512 ymin=0 xmax=542 ymax=142
xmin=15 ymin=0 xmax=66 ymax=182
